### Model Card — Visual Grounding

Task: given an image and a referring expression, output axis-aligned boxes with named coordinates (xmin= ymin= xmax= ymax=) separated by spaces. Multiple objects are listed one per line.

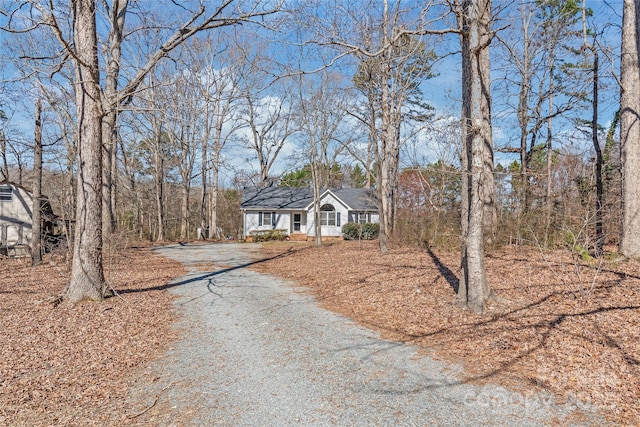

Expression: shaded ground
xmin=1 ymin=240 xmax=638 ymax=425
xmin=126 ymin=243 xmax=598 ymax=426
xmin=254 ymin=240 xmax=640 ymax=425
xmin=0 ymin=244 xmax=184 ymax=426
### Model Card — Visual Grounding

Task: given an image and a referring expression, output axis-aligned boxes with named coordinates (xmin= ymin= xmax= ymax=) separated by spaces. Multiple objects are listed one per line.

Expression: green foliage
xmin=575 ymin=244 xmax=594 ymax=264
xmin=249 ymin=229 xmax=288 ymax=242
xmin=342 ymin=222 xmax=379 ymax=240
xmin=281 ymin=165 xmax=312 ymax=187
xmin=349 ymin=164 xmax=368 ymax=188
xmin=352 ymin=34 xmax=437 ymax=122
xmin=529 ymin=143 xmax=559 ymax=173
xmin=603 ymin=110 xmax=621 ymax=185
xmin=508 ymin=160 xmax=521 ymax=174
xmin=536 ymin=0 xmax=582 ymax=22
xmin=564 ymin=231 xmax=595 ymax=264
xmin=280 ymin=163 xmax=345 ymax=188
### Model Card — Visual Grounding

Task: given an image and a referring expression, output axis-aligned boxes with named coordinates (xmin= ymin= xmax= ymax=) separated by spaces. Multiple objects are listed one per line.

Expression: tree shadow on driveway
xmin=117 ymin=244 xmax=299 ymax=295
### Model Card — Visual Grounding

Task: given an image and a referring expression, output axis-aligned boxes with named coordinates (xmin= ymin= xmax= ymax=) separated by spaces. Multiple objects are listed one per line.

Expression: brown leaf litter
xmin=2 ymin=240 xmax=639 ymax=425
xmin=254 ymin=240 xmax=640 ymax=426
xmin=0 ymin=245 xmax=184 ymax=426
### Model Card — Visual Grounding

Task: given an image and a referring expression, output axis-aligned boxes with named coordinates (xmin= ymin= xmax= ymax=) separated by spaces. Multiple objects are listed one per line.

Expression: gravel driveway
xmin=126 ymin=243 xmax=601 ymax=426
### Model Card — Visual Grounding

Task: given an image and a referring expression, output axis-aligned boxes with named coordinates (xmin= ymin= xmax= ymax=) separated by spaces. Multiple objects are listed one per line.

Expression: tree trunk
xmin=31 ymin=98 xmax=43 ymax=266
xmin=456 ymin=0 xmax=493 ymax=313
xmin=0 ymin=128 xmax=8 ymax=181
xmin=620 ymin=0 xmax=640 ymax=257
xmin=102 ymin=109 xmax=117 ymax=237
xmin=590 ymin=48 xmax=604 ymax=256
xmin=479 ymin=12 xmax=496 ymax=240
xmin=210 ymin=145 xmax=220 ymax=239
xmin=200 ymin=139 xmax=208 ymax=239
xmin=180 ymin=183 xmax=190 ymax=240
xmin=517 ymin=8 xmax=532 ymax=212
xmin=66 ymin=0 xmax=105 ymax=302
xmin=545 ymin=66 xmax=554 ymax=237
xmin=102 ymin=0 xmax=127 ymax=238
xmin=377 ymin=2 xmax=392 ymax=254
xmin=153 ymin=135 xmax=165 ymax=241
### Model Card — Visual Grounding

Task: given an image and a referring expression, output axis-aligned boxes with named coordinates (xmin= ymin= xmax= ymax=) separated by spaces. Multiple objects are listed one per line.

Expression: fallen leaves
xmin=0 ymin=246 xmax=184 ymax=426
xmin=2 ymin=240 xmax=638 ymax=425
xmin=254 ymin=240 xmax=640 ymax=425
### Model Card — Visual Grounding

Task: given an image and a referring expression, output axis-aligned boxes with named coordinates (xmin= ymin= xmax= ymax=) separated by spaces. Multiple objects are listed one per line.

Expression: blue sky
xmin=0 ymin=0 xmax=626 ymax=184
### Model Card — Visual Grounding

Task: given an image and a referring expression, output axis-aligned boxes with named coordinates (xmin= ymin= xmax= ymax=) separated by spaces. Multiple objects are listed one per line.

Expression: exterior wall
xmin=273 ymin=212 xmax=291 ymax=231
xmin=243 ymin=210 xmax=293 ymax=238
xmin=306 ymin=193 xmax=349 ymax=238
xmin=347 ymin=211 xmax=380 ymax=224
xmin=0 ymin=184 xmax=33 ymax=247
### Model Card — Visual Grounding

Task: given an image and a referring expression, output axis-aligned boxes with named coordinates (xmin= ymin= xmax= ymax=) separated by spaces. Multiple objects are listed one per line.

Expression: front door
xmin=293 ymin=213 xmax=302 ymax=232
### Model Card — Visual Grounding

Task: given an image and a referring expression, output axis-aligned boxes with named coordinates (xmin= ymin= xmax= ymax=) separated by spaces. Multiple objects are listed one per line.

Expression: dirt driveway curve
xmin=126 ymin=243 xmax=601 ymax=426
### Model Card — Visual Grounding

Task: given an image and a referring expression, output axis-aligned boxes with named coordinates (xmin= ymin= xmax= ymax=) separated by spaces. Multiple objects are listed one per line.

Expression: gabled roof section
xmin=304 ymin=189 xmax=350 ymax=210
xmin=241 ymin=187 xmax=314 ymax=210
xmin=0 ymin=180 xmax=32 ymax=194
xmin=332 ymin=188 xmax=378 ymax=211
xmin=241 ymin=186 xmax=378 ymax=212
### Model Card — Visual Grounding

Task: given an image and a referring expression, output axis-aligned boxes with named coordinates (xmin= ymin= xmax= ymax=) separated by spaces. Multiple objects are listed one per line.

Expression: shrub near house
xmin=249 ymin=229 xmax=289 ymax=242
xmin=342 ymin=222 xmax=380 ymax=240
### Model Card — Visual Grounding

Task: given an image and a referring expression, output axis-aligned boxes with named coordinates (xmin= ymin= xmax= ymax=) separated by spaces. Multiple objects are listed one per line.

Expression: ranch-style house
xmin=241 ymin=187 xmax=379 ymax=241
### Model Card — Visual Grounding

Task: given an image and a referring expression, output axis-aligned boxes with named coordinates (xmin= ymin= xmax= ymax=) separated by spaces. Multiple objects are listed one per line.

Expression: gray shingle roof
xmin=331 ymin=188 xmax=378 ymax=211
xmin=241 ymin=187 xmax=377 ymax=211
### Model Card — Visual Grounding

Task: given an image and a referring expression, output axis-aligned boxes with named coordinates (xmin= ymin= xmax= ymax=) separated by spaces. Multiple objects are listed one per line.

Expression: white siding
xmin=306 ymin=193 xmax=347 ymax=238
xmin=242 ymin=189 xmax=379 ymax=240
xmin=273 ymin=212 xmax=291 ymax=231
xmin=244 ymin=211 xmax=261 ymax=236
xmin=0 ymin=184 xmax=33 ymax=246
xmin=243 ymin=210 xmax=292 ymax=237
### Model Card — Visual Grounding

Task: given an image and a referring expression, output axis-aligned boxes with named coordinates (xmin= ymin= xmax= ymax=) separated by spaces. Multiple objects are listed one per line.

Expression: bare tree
xmin=101 ymin=0 xmax=127 ymax=237
xmin=179 ymin=35 xmax=244 ymax=240
xmin=66 ymin=0 xmax=106 ymax=302
xmin=130 ymin=73 xmax=172 ymax=241
xmin=31 ymin=98 xmax=42 ymax=266
xmin=455 ymin=0 xmax=494 ymax=314
xmin=537 ymin=0 xmax=583 ymax=234
xmin=580 ymin=3 xmax=605 ymax=257
xmin=2 ymin=0 xmax=282 ymax=301
xmin=309 ymin=0 xmax=440 ymax=253
xmin=240 ymin=83 xmax=297 ymax=187
xmin=495 ymin=1 xmax=544 ymax=212
xmin=620 ymin=0 xmax=640 ymax=257
xmin=296 ymin=71 xmax=351 ymax=246
xmin=0 ymin=110 xmax=8 ymax=180
xmin=496 ymin=1 xmax=585 ymax=240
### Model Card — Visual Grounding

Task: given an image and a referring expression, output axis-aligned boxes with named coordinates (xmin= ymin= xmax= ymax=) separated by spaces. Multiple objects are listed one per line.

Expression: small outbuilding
xmin=0 ymin=181 xmax=59 ymax=256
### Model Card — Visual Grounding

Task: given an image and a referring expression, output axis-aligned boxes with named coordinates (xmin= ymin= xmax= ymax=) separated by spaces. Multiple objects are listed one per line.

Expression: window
xmin=353 ymin=212 xmax=370 ymax=224
xmin=259 ymin=212 xmax=275 ymax=227
xmin=319 ymin=204 xmax=340 ymax=227
xmin=0 ymin=186 xmax=12 ymax=202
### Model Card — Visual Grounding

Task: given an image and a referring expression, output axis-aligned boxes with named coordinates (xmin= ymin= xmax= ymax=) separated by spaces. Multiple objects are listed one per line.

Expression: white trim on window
xmin=259 ymin=211 xmax=276 ymax=227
